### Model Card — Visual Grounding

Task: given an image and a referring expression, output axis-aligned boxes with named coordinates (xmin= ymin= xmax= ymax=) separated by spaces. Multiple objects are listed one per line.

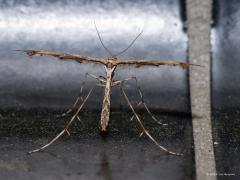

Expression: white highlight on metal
xmin=0 ymin=3 xmax=184 ymax=42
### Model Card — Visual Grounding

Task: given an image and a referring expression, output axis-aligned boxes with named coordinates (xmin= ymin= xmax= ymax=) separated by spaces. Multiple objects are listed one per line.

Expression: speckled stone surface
xmin=187 ymin=0 xmax=216 ymax=180
xmin=0 ymin=110 xmax=194 ymax=180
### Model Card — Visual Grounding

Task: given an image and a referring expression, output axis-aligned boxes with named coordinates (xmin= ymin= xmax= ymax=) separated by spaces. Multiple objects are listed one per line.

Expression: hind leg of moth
xmin=28 ymin=84 xmax=97 ymax=154
xmin=119 ymin=82 xmax=182 ymax=156
xmin=112 ymin=77 xmax=167 ymax=126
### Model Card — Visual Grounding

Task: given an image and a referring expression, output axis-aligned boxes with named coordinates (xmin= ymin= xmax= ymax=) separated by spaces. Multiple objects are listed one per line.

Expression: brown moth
xmin=16 ymin=24 xmax=199 ymax=155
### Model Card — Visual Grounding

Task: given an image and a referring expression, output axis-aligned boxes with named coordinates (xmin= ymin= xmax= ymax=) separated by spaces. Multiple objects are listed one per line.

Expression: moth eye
xmin=26 ymin=51 xmax=35 ymax=56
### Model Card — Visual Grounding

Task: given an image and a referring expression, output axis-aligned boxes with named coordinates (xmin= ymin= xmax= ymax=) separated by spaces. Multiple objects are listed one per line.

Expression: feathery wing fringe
xmin=15 ymin=50 xmax=106 ymax=65
xmin=116 ymin=60 xmax=202 ymax=69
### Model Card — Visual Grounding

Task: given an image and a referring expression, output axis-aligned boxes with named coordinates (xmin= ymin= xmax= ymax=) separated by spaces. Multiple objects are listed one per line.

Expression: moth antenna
xmin=115 ymin=30 xmax=143 ymax=56
xmin=94 ymin=21 xmax=113 ymax=56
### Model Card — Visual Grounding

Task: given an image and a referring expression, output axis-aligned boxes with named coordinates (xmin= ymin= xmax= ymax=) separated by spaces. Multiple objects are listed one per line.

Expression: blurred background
xmin=0 ymin=0 xmax=189 ymax=111
xmin=0 ymin=1 xmax=194 ymax=180
xmin=3 ymin=0 xmax=240 ymax=179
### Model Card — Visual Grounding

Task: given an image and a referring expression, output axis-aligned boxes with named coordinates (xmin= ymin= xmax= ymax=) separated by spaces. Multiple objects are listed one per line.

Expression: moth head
xmin=107 ymin=55 xmax=118 ymax=61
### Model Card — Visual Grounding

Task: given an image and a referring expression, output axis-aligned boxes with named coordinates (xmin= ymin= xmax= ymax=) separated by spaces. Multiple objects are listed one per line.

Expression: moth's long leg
xmin=113 ymin=77 xmax=167 ymax=126
xmin=87 ymin=73 xmax=106 ymax=83
xmin=58 ymin=73 xmax=106 ymax=118
xmin=57 ymin=76 xmax=86 ymax=118
xmin=120 ymin=82 xmax=182 ymax=156
xmin=28 ymin=85 xmax=97 ymax=154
